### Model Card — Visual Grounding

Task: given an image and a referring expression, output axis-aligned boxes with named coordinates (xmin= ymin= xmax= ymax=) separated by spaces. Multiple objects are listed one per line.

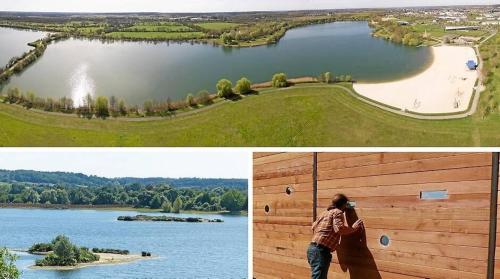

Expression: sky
xmin=1 ymin=0 xmax=496 ymax=13
xmin=0 ymin=150 xmax=249 ymax=179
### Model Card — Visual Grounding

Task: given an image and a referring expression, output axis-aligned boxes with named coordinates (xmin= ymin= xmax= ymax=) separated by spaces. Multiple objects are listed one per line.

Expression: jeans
xmin=307 ymin=243 xmax=332 ymax=279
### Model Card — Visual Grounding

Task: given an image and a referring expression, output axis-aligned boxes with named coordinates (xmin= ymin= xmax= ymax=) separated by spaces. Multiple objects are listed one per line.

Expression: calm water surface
xmin=0 ymin=208 xmax=247 ymax=279
xmin=0 ymin=27 xmax=46 ymax=66
xmin=2 ymin=22 xmax=432 ymax=104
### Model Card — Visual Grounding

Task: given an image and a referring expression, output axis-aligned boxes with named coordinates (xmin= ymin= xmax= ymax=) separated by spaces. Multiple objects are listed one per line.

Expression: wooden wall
xmin=254 ymin=152 xmax=496 ymax=279
xmin=254 ymin=152 xmax=314 ymax=279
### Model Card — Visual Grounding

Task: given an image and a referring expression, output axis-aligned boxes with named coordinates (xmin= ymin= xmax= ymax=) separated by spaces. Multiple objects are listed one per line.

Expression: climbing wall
xmin=317 ymin=152 xmax=492 ymax=279
xmin=253 ymin=152 xmax=314 ymax=279
xmin=254 ymin=152 xmax=496 ymax=279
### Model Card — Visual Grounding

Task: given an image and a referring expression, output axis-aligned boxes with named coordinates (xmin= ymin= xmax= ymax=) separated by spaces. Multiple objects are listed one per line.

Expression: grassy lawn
xmin=121 ymin=23 xmax=194 ymax=32
xmin=195 ymin=22 xmax=240 ymax=31
xmin=2 ymin=84 xmax=500 ymax=147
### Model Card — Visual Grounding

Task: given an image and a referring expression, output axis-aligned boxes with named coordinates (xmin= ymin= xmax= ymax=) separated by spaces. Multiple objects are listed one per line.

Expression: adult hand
xmin=352 ymin=219 xmax=364 ymax=231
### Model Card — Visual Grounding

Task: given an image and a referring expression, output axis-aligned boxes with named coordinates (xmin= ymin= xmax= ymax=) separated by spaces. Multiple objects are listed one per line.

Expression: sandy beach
xmin=30 ymin=253 xmax=152 ymax=270
xmin=353 ymin=45 xmax=479 ymax=114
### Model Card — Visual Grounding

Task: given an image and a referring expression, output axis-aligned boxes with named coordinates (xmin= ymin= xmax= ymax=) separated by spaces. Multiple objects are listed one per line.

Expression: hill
xmin=0 ymin=169 xmax=247 ymax=189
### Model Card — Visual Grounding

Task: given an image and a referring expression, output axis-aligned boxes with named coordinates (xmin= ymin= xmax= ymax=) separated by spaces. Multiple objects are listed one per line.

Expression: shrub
xmin=29 ymin=243 xmax=53 ymax=253
xmin=197 ymin=90 xmax=212 ymax=105
xmin=235 ymin=77 xmax=252 ymax=94
xmin=216 ymin=79 xmax=233 ymax=98
xmin=186 ymin=94 xmax=196 ymax=107
xmin=272 ymin=73 xmax=287 ymax=88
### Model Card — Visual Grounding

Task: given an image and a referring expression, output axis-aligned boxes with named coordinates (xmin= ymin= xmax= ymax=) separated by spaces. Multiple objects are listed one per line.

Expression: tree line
xmin=2 ymin=70 xmax=354 ymax=119
xmin=0 ymin=169 xmax=247 ymax=189
xmin=0 ymin=182 xmax=248 ymax=212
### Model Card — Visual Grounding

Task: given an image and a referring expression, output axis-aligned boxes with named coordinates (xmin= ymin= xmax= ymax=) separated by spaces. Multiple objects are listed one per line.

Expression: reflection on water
xmin=70 ymin=63 xmax=95 ymax=107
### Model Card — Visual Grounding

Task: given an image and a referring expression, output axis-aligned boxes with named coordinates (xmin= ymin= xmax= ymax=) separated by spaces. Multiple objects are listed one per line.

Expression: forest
xmin=0 ymin=170 xmax=248 ymax=212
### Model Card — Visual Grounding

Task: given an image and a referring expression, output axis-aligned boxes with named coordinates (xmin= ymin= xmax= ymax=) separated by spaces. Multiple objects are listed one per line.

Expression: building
xmin=445 ymin=26 xmax=480 ymax=31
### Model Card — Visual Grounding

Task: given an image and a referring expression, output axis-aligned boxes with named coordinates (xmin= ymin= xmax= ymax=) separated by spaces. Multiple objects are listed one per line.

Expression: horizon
xmin=0 ymin=150 xmax=249 ymax=179
xmin=1 ymin=0 xmax=497 ymax=14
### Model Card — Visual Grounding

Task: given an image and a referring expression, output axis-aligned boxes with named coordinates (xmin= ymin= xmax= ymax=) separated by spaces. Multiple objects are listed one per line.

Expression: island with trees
xmin=27 ymin=235 xmax=151 ymax=270
xmin=0 ymin=169 xmax=248 ymax=214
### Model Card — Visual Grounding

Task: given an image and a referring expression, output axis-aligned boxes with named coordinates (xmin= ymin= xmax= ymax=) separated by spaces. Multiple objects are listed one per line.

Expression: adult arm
xmin=333 ymin=211 xmax=363 ymax=235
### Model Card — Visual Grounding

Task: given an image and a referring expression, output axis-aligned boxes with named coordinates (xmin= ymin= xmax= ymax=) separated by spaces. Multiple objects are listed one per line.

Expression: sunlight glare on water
xmin=70 ymin=63 xmax=95 ymax=107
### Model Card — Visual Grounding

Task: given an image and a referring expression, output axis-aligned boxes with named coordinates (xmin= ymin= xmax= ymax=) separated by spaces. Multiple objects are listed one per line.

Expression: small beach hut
xmin=466 ymin=60 xmax=478 ymax=70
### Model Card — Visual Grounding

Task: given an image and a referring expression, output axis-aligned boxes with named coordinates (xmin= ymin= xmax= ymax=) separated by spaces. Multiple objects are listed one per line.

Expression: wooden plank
xmin=318 ymin=153 xmax=491 ymax=180
xmin=317 ymin=166 xmax=491 ymax=189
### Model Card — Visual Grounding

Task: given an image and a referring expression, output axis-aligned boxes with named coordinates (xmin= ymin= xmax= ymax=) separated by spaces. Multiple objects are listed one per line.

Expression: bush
xmin=197 ymin=90 xmax=212 ymax=105
xmin=186 ymin=94 xmax=196 ymax=107
xmin=95 ymin=96 xmax=110 ymax=119
xmin=235 ymin=77 xmax=252 ymax=94
xmin=29 ymin=243 xmax=53 ymax=253
xmin=216 ymin=79 xmax=233 ymax=98
xmin=272 ymin=73 xmax=288 ymax=88
xmin=0 ymin=247 xmax=20 ymax=279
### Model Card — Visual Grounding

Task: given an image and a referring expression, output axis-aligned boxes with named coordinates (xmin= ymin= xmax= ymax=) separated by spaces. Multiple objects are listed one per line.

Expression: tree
xmin=324 ymin=72 xmax=332 ymax=83
xmin=118 ymin=99 xmax=127 ymax=116
xmin=95 ymin=96 xmax=110 ymax=119
xmin=197 ymin=90 xmax=212 ymax=105
xmin=186 ymin=94 xmax=196 ymax=107
xmin=143 ymin=100 xmax=154 ymax=116
xmin=161 ymin=201 xmax=172 ymax=213
xmin=150 ymin=194 xmax=163 ymax=209
xmin=109 ymin=96 xmax=118 ymax=117
xmin=22 ymin=189 xmax=40 ymax=204
xmin=0 ymin=247 xmax=20 ymax=279
xmin=172 ymin=197 xmax=183 ymax=213
xmin=220 ymin=190 xmax=245 ymax=212
xmin=53 ymin=235 xmax=76 ymax=266
xmin=272 ymin=73 xmax=288 ymax=88
xmin=216 ymin=79 xmax=233 ymax=98
xmin=235 ymin=77 xmax=252 ymax=94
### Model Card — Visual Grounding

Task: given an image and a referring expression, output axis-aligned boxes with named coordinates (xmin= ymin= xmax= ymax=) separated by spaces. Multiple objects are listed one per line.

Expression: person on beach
xmin=307 ymin=194 xmax=364 ymax=279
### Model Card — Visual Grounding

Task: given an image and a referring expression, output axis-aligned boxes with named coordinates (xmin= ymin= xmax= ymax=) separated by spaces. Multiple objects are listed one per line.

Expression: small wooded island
xmin=117 ymin=214 xmax=223 ymax=223
xmin=28 ymin=235 xmax=152 ymax=270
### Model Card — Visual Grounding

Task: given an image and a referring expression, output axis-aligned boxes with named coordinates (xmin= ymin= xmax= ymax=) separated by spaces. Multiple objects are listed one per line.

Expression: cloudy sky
xmin=1 ymin=0 xmax=496 ymax=13
xmin=0 ymin=150 xmax=249 ymax=179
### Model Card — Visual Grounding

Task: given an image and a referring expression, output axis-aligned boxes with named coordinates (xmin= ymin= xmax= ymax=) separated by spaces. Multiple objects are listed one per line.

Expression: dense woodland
xmin=0 ymin=169 xmax=248 ymax=212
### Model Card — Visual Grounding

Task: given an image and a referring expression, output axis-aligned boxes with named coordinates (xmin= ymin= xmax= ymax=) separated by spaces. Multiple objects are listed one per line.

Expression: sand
xmin=30 ymin=253 xmax=153 ymax=270
xmin=353 ymin=45 xmax=479 ymax=114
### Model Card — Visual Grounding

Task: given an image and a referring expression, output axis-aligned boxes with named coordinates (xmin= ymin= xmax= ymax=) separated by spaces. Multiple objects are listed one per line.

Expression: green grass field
xmin=106 ymin=31 xmax=205 ymax=40
xmin=195 ymin=22 xmax=240 ymax=31
xmin=1 ymin=84 xmax=499 ymax=147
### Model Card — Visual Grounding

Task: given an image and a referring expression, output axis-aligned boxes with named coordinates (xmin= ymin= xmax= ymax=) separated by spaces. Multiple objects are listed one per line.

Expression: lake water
xmin=1 ymin=21 xmax=432 ymax=105
xmin=0 ymin=27 xmax=46 ymax=66
xmin=0 ymin=208 xmax=248 ymax=279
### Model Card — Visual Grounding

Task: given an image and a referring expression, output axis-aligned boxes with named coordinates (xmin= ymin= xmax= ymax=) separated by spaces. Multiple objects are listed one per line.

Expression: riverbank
xmin=353 ymin=45 xmax=479 ymax=114
xmin=0 ymin=203 xmax=245 ymax=215
xmin=29 ymin=253 xmax=153 ymax=270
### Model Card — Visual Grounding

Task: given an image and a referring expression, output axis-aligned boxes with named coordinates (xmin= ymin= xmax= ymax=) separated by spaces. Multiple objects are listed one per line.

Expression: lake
xmin=0 ymin=27 xmax=46 ymax=66
xmin=1 ymin=21 xmax=432 ymax=105
xmin=0 ymin=208 xmax=248 ymax=279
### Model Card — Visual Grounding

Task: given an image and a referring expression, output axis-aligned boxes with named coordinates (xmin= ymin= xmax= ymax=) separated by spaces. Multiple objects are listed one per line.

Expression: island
xmin=28 ymin=235 xmax=152 ymax=270
xmin=117 ymin=215 xmax=223 ymax=223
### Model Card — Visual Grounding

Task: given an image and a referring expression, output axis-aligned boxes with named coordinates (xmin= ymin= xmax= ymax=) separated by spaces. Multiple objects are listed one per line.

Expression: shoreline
xmin=29 ymin=253 xmax=155 ymax=271
xmin=353 ymin=45 xmax=479 ymax=114
xmin=0 ymin=203 xmax=246 ymax=215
